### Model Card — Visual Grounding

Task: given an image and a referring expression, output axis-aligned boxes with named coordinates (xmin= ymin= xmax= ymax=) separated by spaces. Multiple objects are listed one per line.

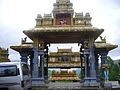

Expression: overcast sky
xmin=0 ymin=0 xmax=120 ymax=61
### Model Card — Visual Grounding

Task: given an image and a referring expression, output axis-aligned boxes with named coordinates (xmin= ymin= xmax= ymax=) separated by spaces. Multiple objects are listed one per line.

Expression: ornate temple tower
xmin=52 ymin=0 xmax=74 ymax=26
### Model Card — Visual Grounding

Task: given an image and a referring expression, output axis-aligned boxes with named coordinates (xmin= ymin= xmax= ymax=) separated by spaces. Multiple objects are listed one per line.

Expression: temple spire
xmin=53 ymin=0 xmax=74 ymax=16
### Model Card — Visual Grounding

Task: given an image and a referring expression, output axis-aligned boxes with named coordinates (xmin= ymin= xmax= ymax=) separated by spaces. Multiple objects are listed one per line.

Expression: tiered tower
xmin=49 ymin=48 xmax=81 ymax=81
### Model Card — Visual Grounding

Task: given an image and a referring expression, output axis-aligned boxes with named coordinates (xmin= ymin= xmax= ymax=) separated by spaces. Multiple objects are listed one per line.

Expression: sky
xmin=0 ymin=0 xmax=120 ymax=61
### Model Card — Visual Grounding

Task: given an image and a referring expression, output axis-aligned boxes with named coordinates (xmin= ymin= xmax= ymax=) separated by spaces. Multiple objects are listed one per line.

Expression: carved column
xmin=100 ymin=51 xmax=109 ymax=81
xmin=101 ymin=51 xmax=108 ymax=65
xmin=39 ymin=47 xmax=44 ymax=79
xmin=80 ymin=44 xmax=84 ymax=79
xmin=32 ymin=39 xmax=45 ymax=84
xmin=83 ymin=41 xmax=90 ymax=78
xmin=29 ymin=52 xmax=34 ymax=76
xmin=82 ymin=38 xmax=99 ymax=87
xmin=20 ymin=52 xmax=29 ymax=63
xmin=84 ymin=48 xmax=89 ymax=77
xmin=89 ymin=45 xmax=96 ymax=78
xmin=95 ymin=53 xmax=99 ymax=77
xmin=44 ymin=44 xmax=49 ymax=81
xmin=32 ymin=47 xmax=39 ymax=78
xmin=37 ymin=41 xmax=45 ymax=80
xmin=32 ymin=39 xmax=39 ymax=79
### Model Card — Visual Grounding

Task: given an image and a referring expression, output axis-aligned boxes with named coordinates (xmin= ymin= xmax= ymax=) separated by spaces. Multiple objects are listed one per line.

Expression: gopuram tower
xmin=11 ymin=0 xmax=118 ymax=89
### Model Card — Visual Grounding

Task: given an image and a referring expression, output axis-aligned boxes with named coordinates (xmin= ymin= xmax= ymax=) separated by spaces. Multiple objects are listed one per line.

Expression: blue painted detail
xmin=89 ymin=47 xmax=96 ymax=78
xmin=38 ymin=47 xmax=44 ymax=79
xmin=84 ymin=48 xmax=91 ymax=77
xmin=100 ymin=51 xmax=109 ymax=81
xmin=32 ymin=48 xmax=39 ymax=78
xmin=20 ymin=52 xmax=28 ymax=63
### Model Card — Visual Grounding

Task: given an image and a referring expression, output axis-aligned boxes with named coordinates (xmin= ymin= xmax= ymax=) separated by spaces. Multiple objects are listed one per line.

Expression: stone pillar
xmin=29 ymin=52 xmax=34 ymax=76
xmin=32 ymin=40 xmax=45 ymax=85
xmin=95 ymin=53 xmax=99 ymax=77
xmin=20 ymin=52 xmax=29 ymax=63
xmin=32 ymin=48 xmax=39 ymax=78
xmin=80 ymin=44 xmax=84 ymax=79
xmin=101 ymin=51 xmax=108 ymax=65
xmin=44 ymin=45 xmax=49 ymax=82
xmin=100 ymin=51 xmax=109 ymax=81
xmin=82 ymin=40 xmax=100 ymax=88
xmin=84 ymin=48 xmax=89 ymax=77
xmin=89 ymin=47 xmax=96 ymax=78
xmin=39 ymin=47 xmax=44 ymax=79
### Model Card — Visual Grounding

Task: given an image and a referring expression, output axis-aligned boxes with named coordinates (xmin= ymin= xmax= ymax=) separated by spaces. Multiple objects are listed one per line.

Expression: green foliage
xmin=107 ymin=56 xmax=120 ymax=81
xmin=99 ymin=67 xmax=104 ymax=80
xmin=99 ymin=56 xmax=120 ymax=81
xmin=107 ymin=56 xmax=114 ymax=67
xmin=109 ymin=63 xmax=120 ymax=81
xmin=80 ymin=68 xmax=85 ymax=79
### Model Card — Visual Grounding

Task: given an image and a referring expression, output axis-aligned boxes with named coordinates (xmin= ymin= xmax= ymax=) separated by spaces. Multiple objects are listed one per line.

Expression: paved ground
xmin=32 ymin=82 xmax=120 ymax=90
xmin=48 ymin=82 xmax=82 ymax=90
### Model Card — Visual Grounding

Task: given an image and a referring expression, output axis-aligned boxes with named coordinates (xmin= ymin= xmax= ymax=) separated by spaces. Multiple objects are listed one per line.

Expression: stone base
xmin=32 ymin=78 xmax=45 ymax=85
xmin=32 ymin=78 xmax=48 ymax=90
xmin=82 ymin=77 xmax=100 ymax=86
xmin=104 ymin=81 xmax=120 ymax=89
xmin=32 ymin=85 xmax=48 ymax=90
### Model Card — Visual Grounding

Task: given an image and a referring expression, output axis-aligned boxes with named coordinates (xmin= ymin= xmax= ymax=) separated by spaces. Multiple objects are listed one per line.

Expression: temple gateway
xmin=11 ymin=0 xmax=118 ymax=89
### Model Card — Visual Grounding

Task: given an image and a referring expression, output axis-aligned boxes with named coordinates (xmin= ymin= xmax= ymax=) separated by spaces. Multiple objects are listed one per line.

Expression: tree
xmin=109 ymin=63 xmax=120 ymax=81
xmin=99 ymin=56 xmax=120 ymax=81
xmin=107 ymin=56 xmax=120 ymax=81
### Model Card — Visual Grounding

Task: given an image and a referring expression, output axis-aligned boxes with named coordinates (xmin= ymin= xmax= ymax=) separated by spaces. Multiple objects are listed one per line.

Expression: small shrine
xmin=48 ymin=48 xmax=81 ymax=81
xmin=0 ymin=47 xmax=9 ymax=62
xmin=50 ymin=70 xmax=80 ymax=82
xmin=48 ymin=48 xmax=83 ymax=68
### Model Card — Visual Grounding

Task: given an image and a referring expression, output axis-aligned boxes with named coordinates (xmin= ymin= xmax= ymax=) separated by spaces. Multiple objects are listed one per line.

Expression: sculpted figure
xmin=100 ymin=36 xmax=106 ymax=43
xmin=21 ymin=37 xmax=27 ymax=44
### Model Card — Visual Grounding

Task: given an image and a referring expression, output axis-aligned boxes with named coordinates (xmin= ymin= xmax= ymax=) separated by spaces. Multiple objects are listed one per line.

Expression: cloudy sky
xmin=0 ymin=0 xmax=120 ymax=61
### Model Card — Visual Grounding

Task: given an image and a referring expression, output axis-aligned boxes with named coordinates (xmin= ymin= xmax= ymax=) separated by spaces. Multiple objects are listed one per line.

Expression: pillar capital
xmin=19 ymin=51 xmax=29 ymax=63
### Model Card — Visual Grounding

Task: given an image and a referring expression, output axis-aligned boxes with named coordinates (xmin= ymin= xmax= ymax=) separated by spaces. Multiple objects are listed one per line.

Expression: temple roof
xmin=10 ymin=41 xmax=117 ymax=53
xmin=10 ymin=43 xmax=33 ymax=52
xmin=23 ymin=27 xmax=103 ymax=43
xmin=95 ymin=41 xmax=118 ymax=51
xmin=22 ymin=0 xmax=104 ymax=43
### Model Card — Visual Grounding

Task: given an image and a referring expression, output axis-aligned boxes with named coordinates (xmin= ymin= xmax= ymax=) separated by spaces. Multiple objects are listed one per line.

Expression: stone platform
xmin=32 ymin=82 xmax=103 ymax=90
xmin=31 ymin=82 xmax=120 ymax=90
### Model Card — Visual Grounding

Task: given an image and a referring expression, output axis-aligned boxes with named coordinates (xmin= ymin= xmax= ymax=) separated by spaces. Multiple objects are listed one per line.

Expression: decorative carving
xmin=74 ymin=12 xmax=92 ymax=26
xmin=43 ymin=14 xmax=53 ymax=25
xmin=44 ymin=14 xmax=52 ymax=19
xmin=37 ymin=14 xmax=42 ymax=19
xmin=100 ymin=36 xmax=106 ymax=43
xmin=85 ymin=13 xmax=90 ymax=17
xmin=84 ymin=13 xmax=92 ymax=26
xmin=36 ymin=14 xmax=42 ymax=26
xmin=75 ymin=12 xmax=83 ymax=18
xmin=83 ymin=41 xmax=89 ymax=48
xmin=21 ymin=37 xmax=27 ymax=44
xmin=0 ymin=47 xmax=9 ymax=62
xmin=53 ymin=0 xmax=74 ymax=16
xmin=59 ymin=19 xmax=67 ymax=25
